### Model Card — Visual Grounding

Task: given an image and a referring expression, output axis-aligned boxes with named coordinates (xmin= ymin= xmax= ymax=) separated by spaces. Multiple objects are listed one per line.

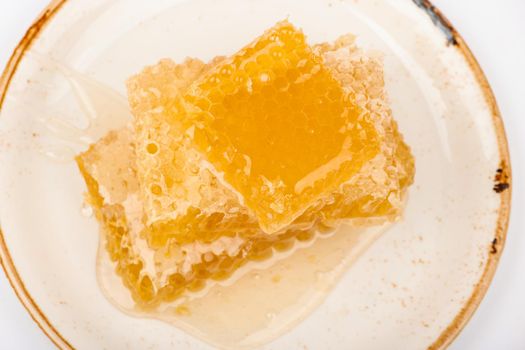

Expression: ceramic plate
xmin=0 ymin=0 xmax=511 ymax=349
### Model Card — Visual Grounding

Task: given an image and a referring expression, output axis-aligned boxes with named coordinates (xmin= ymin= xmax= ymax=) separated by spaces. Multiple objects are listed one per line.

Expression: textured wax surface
xmin=128 ymin=58 xmax=259 ymax=248
xmin=180 ymin=21 xmax=380 ymax=233
xmin=308 ymin=36 xmax=414 ymax=225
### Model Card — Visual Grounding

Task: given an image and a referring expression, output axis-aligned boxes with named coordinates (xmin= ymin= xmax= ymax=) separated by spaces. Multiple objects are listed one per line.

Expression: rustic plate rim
xmin=0 ymin=1 xmax=512 ymax=349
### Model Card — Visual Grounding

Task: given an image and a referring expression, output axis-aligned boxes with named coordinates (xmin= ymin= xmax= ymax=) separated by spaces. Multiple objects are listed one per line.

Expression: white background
xmin=0 ymin=1 xmax=524 ymax=349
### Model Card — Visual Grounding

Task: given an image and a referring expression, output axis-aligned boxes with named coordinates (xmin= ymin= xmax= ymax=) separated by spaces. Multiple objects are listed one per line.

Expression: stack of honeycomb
xmin=77 ymin=21 xmax=414 ymax=308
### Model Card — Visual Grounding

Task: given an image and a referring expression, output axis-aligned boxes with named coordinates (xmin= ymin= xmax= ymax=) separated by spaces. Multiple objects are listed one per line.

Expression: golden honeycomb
xmin=179 ymin=21 xmax=380 ymax=234
xmin=78 ymin=21 xmax=415 ymax=307
xmin=77 ymin=129 xmax=320 ymax=308
xmin=127 ymin=24 xmax=413 ymax=244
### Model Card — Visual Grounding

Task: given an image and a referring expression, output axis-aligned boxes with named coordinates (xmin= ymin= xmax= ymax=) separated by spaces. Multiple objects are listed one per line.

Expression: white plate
xmin=0 ymin=0 xmax=511 ymax=349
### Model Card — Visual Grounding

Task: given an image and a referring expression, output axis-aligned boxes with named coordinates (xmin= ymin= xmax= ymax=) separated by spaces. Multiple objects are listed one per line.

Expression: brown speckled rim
xmin=0 ymin=3 xmax=74 ymax=349
xmin=414 ymin=1 xmax=512 ymax=349
xmin=0 ymin=0 xmax=512 ymax=349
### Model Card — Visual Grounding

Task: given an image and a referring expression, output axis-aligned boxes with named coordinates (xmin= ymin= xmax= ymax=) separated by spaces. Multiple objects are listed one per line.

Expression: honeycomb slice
xmin=127 ymin=30 xmax=412 ymax=243
xmin=177 ymin=20 xmax=381 ymax=234
xmin=77 ymin=128 xmax=320 ymax=308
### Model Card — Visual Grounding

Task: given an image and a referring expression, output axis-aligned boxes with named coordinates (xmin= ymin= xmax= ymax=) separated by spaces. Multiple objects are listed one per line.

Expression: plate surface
xmin=0 ymin=0 xmax=511 ymax=349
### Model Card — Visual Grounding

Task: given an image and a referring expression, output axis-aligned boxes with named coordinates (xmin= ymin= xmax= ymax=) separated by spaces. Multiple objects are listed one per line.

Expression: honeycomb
xmin=77 ymin=129 xmax=321 ymax=308
xmin=127 ymin=25 xmax=413 ymax=244
xmin=78 ymin=22 xmax=415 ymax=307
xmin=179 ymin=21 xmax=380 ymax=234
xmin=127 ymin=58 xmax=260 ymax=248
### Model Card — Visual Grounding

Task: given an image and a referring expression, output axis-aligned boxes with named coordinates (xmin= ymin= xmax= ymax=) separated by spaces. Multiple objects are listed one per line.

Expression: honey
xmin=178 ymin=21 xmax=381 ymax=234
xmin=127 ymin=58 xmax=260 ymax=248
xmin=77 ymin=22 xmax=414 ymax=313
xmin=77 ymin=128 xmax=323 ymax=308
xmin=126 ymin=23 xmax=412 ymax=250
